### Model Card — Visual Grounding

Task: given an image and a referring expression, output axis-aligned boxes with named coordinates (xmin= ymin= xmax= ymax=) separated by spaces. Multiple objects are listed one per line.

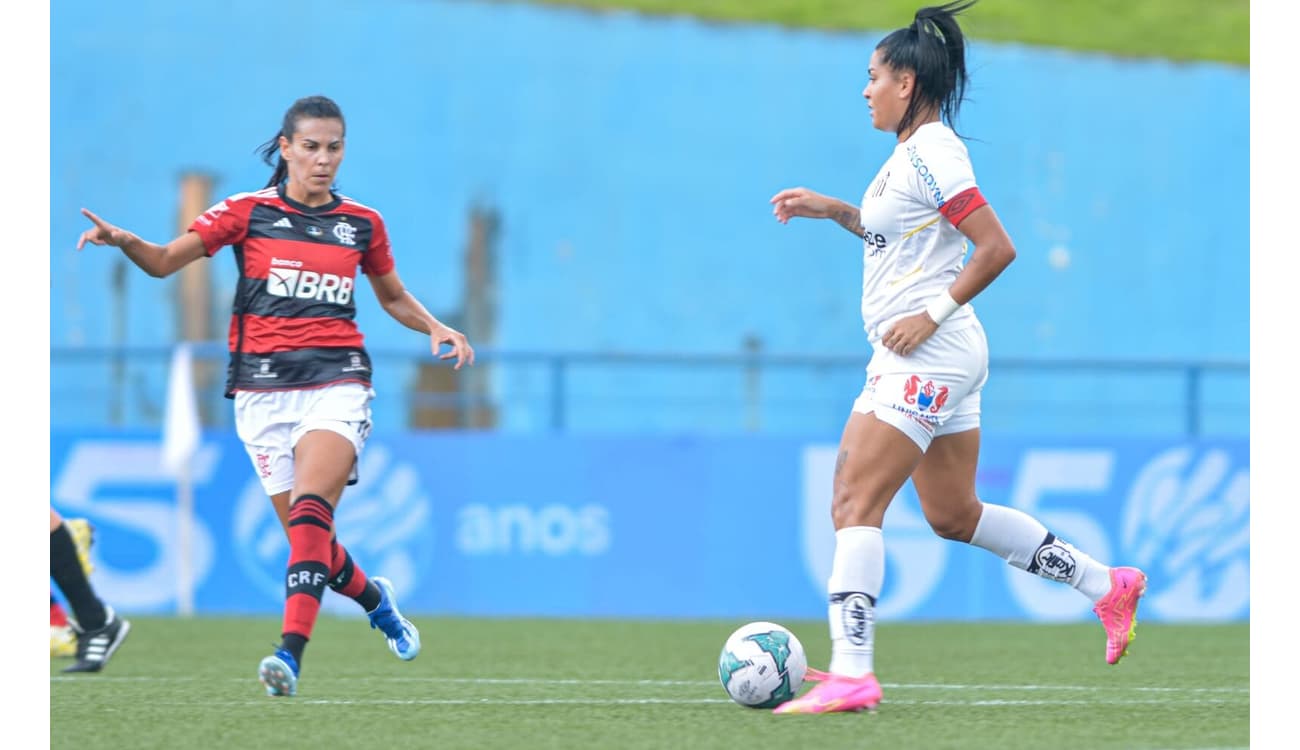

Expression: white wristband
xmin=924 ymin=291 xmax=960 ymax=325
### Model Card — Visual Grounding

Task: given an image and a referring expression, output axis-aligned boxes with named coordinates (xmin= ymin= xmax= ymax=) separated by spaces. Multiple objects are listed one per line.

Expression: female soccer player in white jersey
xmin=768 ymin=1 xmax=1146 ymax=714
xmin=76 ymin=95 xmax=475 ymax=698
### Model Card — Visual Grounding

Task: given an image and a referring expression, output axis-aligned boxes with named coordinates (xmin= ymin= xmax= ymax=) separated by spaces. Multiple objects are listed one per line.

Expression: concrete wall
xmin=50 ymin=0 xmax=1249 ymax=436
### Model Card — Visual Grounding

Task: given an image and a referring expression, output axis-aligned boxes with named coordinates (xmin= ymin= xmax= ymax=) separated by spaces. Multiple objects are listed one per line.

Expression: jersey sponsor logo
xmin=266 ymin=268 xmax=354 ymax=304
xmin=272 ymin=217 xmax=292 ymax=229
xmin=253 ymin=359 xmax=278 ymax=380
xmin=270 ymin=257 xmax=303 ymax=268
xmin=306 ymin=225 xmax=323 ymax=238
xmin=887 ymin=403 xmax=939 ymax=431
xmin=863 ymin=229 xmax=887 ymax=257
xmin=906 ymin=145 xmax=946 ymax=207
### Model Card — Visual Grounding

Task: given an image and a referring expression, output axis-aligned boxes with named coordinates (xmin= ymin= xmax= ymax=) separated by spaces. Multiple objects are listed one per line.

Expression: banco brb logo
xmin=266 ymin=268 xmax=354 ymax=304
xmin=233 ymin=444 xmax=432 ymax=613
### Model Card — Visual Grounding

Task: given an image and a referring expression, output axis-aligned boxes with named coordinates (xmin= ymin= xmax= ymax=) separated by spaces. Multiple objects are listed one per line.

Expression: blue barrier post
xmin=550 ymin=355 xmax=566 ymax=432
xmin=1186 ymin=366 xmax=1202 ymax=438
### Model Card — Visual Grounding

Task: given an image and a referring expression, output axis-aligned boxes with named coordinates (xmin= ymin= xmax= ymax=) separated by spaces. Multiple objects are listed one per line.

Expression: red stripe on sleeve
xmin=189 ymin=194 xmax=255 ymax=256
xmin=362 ymin=214 xmax=395 ymax=276
xmin=939 ymin=187 xmax=987 ymax=227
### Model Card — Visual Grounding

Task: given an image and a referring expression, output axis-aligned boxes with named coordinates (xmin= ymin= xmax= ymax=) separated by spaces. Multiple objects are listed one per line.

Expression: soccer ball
xmin=717 ymin=621 xmax=808 ymax=708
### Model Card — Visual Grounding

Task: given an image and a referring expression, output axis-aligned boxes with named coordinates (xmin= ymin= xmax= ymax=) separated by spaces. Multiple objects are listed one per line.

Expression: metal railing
xmin=49 ymin=344 xmax=1249 ymax=437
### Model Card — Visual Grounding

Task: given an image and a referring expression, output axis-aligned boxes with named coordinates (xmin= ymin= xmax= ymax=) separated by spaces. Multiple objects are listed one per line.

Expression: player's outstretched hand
xmin=77 ymin=208 xmax=135 ymax=250
xmin=431 ymin=324 xmax=475 ymax=370
xmin=770 ymin=187 xmax=834 ymax=224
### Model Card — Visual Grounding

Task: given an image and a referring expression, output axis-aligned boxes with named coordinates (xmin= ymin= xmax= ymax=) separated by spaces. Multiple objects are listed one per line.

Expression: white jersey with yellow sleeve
xmin=857 ymin=121 xmax=988 ymax=344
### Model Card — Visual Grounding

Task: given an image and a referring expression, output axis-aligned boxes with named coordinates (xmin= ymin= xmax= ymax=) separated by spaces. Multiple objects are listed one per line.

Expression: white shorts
xmin=234 ymin=382 xmax=375 ymax=496
xmin=852 ymin=320 xmax=989 ymax=452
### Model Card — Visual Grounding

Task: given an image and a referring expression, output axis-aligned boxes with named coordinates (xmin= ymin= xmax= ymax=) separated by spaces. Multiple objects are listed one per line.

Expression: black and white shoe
xmin=63 ymin=606 xmax=131 ymax=673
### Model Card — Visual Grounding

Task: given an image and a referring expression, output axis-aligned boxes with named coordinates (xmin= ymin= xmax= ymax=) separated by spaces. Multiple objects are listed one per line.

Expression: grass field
xmin=525 ymin=0 xmax=1250 ymax=65
xmin=49 ymin=616 xmax=1248 ymax=750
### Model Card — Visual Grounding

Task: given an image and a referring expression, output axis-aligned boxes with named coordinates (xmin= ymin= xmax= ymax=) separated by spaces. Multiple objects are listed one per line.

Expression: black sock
xmin=357 ymin=581 xmax=381 ymax=613
xmin=326 ymin=539 xmax=381 ymax=612
xmin=280 ymin=633 xmax=308 ymax=667
xmin=50 ymin=523 xmax=107 ymax=631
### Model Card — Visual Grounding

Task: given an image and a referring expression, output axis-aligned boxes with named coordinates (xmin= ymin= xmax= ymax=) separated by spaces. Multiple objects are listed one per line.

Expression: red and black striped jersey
xmin=188 ymin=185 xmax=397 ymax=396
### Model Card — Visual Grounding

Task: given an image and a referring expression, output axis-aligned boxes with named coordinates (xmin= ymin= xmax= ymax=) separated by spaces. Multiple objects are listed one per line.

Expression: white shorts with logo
xmin=852 ymin=319 xmax=989 ymax=452
xmin=234 ymin=382 xmax=375 ymax=496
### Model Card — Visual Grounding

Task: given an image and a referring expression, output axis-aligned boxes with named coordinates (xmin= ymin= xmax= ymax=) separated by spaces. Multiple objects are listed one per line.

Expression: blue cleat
xmin=368 ymin=577 xmax=421 ymax=661
xmin=258 ymin=648 xmax=299 ymax=697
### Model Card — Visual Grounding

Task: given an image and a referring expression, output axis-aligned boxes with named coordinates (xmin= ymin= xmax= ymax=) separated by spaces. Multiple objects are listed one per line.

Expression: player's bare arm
xmin=770 ymin=188 xmax=866 ymax=240
xmin=828 ymin=204 xmax=867 ymax=240
xmin=77 ymin=208 xmax=207 ymax=278
xmin=368 ymin=269 xmax=476 ymax=369
xmin=946 ymin=204 xmax=1016 ymax=305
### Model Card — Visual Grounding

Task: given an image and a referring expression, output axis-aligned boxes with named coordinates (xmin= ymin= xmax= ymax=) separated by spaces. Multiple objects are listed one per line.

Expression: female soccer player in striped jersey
xmin=768 ymin=1 xmax=1146 ymax=714
xmin=76 ymin=95 xmax=475 ymax=697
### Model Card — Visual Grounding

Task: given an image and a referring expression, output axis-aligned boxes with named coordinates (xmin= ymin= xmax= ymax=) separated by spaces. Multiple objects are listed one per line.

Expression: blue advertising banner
xmin=50 ymin=431 xmax=1248 ymax=622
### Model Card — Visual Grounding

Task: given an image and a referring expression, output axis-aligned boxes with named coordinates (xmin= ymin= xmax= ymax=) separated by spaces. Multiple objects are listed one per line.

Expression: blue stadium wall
xmin=50 ymin=0 xmax=1249 ymax=436
xmin=50 ymin=2 xmax=1249 ymax=620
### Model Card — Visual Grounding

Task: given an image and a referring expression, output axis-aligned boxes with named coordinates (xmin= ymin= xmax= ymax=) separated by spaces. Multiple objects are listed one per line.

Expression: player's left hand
xmin=881 ymin=312 xmax=939 ymax=357
xmin=431 ymin=324 xmax=475 ymax=370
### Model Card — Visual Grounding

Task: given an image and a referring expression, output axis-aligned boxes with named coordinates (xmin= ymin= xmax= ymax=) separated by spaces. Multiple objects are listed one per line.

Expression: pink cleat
xmin=1092 ymin=566 xmax=1148 ymax=665
xmin=772 ymin=672 xmax=882 ymax=715
xmin=803 ymin=667 xmax=832 ymax=683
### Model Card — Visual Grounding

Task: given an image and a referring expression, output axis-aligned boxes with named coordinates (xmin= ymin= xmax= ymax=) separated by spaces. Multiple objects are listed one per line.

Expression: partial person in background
xmin=51 ymin=508 xmax=131 ymax=672
xmin=50 ymin=516 xmax=95 ymax=658
xmin=75 ymin=94 xmax=475 ymax=697
xmin=51 ymin=594 xmax=75 ymax=657
xmin=768 ymin=0 xmax=1146 ymax=714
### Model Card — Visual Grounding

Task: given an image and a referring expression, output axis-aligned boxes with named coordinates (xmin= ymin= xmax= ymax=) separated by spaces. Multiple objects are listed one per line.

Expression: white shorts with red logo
xmin=233 ymin=382 xmax=375 ymax=496
xmin=852 ymin=319 xmax=989 ymax=451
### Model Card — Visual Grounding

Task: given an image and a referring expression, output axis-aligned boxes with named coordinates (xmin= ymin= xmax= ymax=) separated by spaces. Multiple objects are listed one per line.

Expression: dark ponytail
xmin=258 ymin=132 xmax=288 ymax=189
xmin=255 ymin=95 xmax=347 ymax=189
xmin=876 ymin=0 xmax=975 ymax=138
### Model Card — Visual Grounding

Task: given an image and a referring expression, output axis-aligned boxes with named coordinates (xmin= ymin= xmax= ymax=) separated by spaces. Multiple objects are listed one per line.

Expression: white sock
xmin=969 ymin=503 xmax=1112 ymax=602
xmin=827 ymin=526 xmax=883 ymax=677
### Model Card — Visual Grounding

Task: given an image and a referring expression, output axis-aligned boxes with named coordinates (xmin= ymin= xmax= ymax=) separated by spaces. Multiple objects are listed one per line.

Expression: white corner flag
xmin=162 ymin=342 xmax=201 ymax=476
xmin=161 ymin=342 xmax=201 ymax=616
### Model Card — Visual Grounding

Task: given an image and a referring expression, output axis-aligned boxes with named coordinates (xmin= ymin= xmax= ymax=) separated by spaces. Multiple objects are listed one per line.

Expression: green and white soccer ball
xmin=717 ymin=621 xmax=808 ymax=708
